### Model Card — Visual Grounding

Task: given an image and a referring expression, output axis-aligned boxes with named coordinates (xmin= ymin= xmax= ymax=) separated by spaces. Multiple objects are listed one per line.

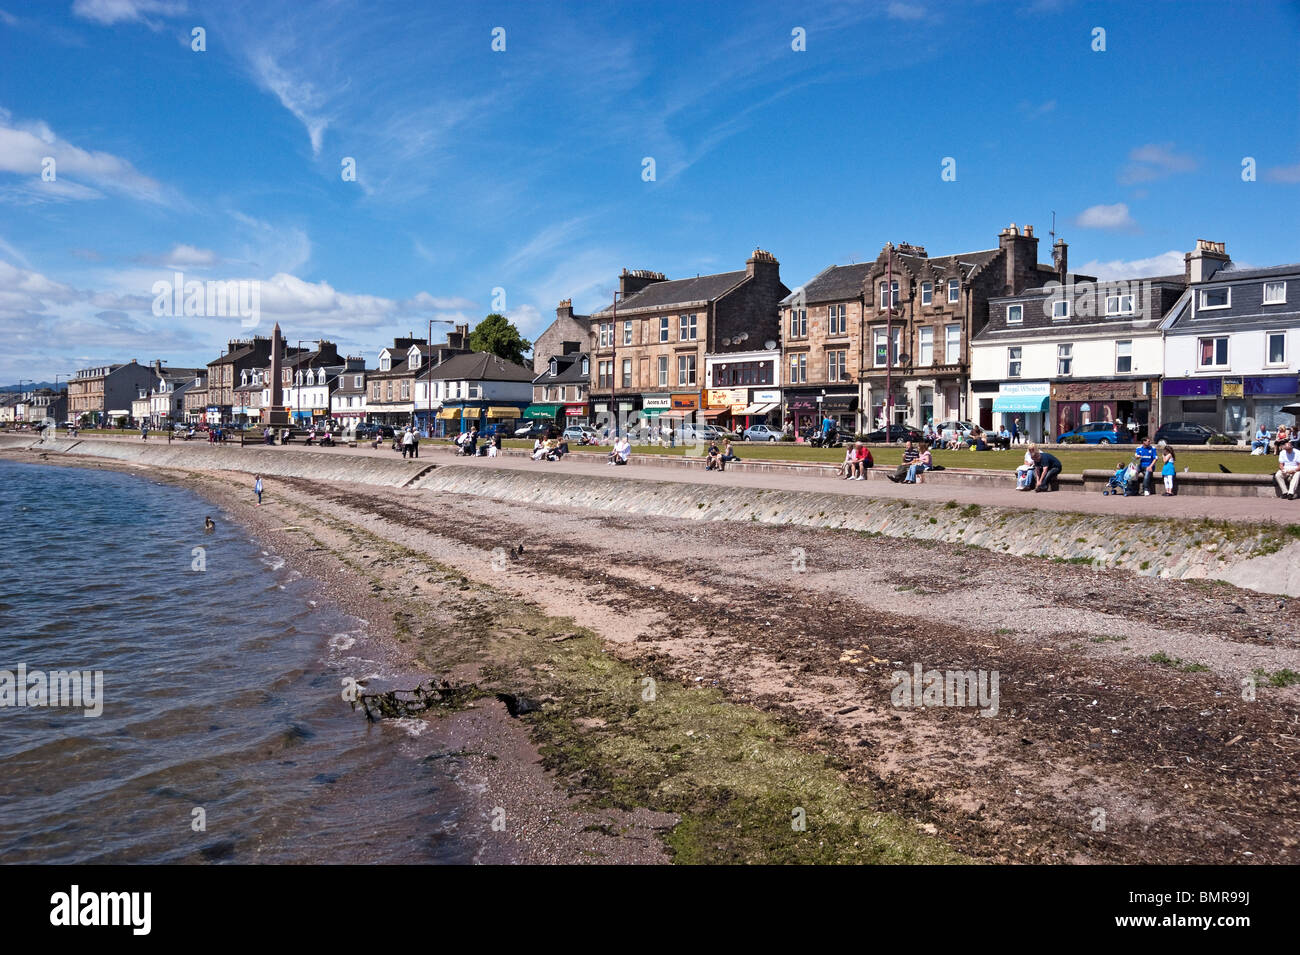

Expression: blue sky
xmin=1 ymin=0 xmax=1298 ymax=383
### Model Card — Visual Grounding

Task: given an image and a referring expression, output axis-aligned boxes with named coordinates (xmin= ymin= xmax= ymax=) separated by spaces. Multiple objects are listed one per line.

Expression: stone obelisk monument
xmin=266 ymin=323 xmax=289 ymax=427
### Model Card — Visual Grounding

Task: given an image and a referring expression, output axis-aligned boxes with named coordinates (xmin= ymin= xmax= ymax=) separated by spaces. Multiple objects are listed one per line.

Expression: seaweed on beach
xmin=354 ymin=678 xmax=480 ymax=721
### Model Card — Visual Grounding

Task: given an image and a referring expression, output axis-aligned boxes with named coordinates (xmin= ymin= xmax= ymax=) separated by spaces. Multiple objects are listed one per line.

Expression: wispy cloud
xmin=1265 ymin=162 xmax=1300 ymax=184
xmin=1076 ymin=250 xmax=1184 ymax=280
xmin=1120 ymin=142 xmax=1197 ymax=184
xmin=887 ymin=2 xmax=928 ymax=21
xmin=249 ymin=52 xmax=333 ymax=156
xmin=70 ymin=0 xmax=186 ymax=28
xmin=1076 ymin=202 xmax=1137 ymax=231
xmin=0 ymin=109 xmax=169 ymax=204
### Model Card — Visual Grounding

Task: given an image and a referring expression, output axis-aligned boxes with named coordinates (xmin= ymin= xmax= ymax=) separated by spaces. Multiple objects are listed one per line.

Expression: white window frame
xmin=1105 ymin=294 xmax=1135 ymax=316
xmin=659 ymin=317 xmax=669 ymax=343
xmin=829 ymin=350 xmax=847 ymax=382
xmin=1265 ymin=330 xmax=1287 ymax=367
xmin=1116 ymin=340 xmax=1132 ymax=375
xmin=1197 ymin=336 xmax=1229 ymax=369
xmin=947 ymin=279 xmax=960 ymax=303
xmin=1007 ymin=346 xmax=1022 ymax=378
xmin=679 ymin=314 xmax=697 ymax=341
xmin=1052 ymin=299 xmax=1070 ymax=320
xmin=657 ymin=356 xmax=668 ymax=387
xmin=878 ymin=280 xmax=899 ymax=310
xmin=1263 ymin=281 xmax=1287 ymax=306
xmin=1198 ymin=287 xmax=1231 ymax=310
xmin=944 ymin=324 xmax=960 ymax=364
xmin=918 ymin=326 xmax=933 ymax=366
xmin=1007 ymin=304 xmax=1023 ymax=325
xmin=623 ymin=320 xmax=633 ymax=345
xmin=1057 ymin=343 xmax=1073 ymax=377
xmin=920 ymin=281 xmax=932 ymax=306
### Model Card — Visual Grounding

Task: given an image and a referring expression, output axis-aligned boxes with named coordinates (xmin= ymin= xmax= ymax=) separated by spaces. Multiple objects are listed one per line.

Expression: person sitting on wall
xmin=1030 ymin=447 xmax=1063 ymax=492
xmin=608 ymin=434 xmax=632 ymax=466
xmin=1276 ymin=440 xmax=1300 ymax=499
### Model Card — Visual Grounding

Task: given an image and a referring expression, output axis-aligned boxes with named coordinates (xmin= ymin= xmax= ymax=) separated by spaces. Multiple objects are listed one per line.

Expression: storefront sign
xmin=617 ymin=401 xmax=635 ymax=411
xmin=671 ymin=394 xmax=699 ymax=411
xmin=564 ymin=404 xmax=586 ymax=416
xmin=998 ymin=381 xmax=1050 ymax=397
xmin=729 ymin=403 xmax=748 ymax=415
xmin=594 ymin=403 xmax=609 ymax=412
xmin=821 ymin=394 xmax=858 ymax=413
xmin=1222 ymin=376 xmax=1244 ymax=398
xmin=643 ymin=396 xmax=671 ymax=409
xmin=752 ymin=389 xmax=780 ymax=404
xmin=1245 ymin=376 xmax=1299 ymax=396
xmin=1162 ymin=378 xmax=1220 ymax=397
xmin=786 ymin=396 xmax=816 ymax=411
xmin=706 ymin=388 xmax=746 ymax=407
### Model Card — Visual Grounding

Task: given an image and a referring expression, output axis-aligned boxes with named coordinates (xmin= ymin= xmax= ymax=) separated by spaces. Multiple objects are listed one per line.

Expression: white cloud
xmin=250 ymin=52 xmax=332 ymax=156
xmin=1075 ymin=202 xmax=1137 ymax=230
xmin=141 ymin=244 xmax=218 ymax=268
xmin=71 ymin=0 xmax=185 ymax=27
xmin=1265 ymin=162 xmax=1300 ymax=184
xmin=0 ymin=112 xmax=166 ymax=203
xmin=1075 ymin=250 xmax=1185 ymax=281
xmin=1120 ymin=143 xmax=1197 ymax=184
xmin=887 ymin=2 xmax=927 ymax=20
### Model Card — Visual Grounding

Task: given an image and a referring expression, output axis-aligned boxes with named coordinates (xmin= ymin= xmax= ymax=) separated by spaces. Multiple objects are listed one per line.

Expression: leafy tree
xmin=469 ymin=313 xmax=531 ymax=365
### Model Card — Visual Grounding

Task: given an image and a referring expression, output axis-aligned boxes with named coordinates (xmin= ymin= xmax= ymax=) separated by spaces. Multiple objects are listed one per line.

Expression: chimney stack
xmin=1184 ymin=239 xmax=1230 ymax=284
xmin=1052 ymin=239 xmax=1068 ymax=284
xmin=746 ymin=248 xmax=780 ymax=282
xmin=556 ymin=298 xmax=573 ymax=321
xmin=998 ymin=222 xmax=1040 ymax=294
xmin=619 ymin=268 xmax=667 ymax=299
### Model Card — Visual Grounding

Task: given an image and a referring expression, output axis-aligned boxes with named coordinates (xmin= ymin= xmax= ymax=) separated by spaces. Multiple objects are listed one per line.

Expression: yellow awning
xmin=486 ymin=406 xmax=517 ymax=418
xmin=437 ymin=408 xmax=461 ymax=419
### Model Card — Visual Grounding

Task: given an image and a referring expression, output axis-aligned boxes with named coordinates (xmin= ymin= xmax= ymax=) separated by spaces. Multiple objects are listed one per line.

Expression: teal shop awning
xmin=993 ymin=394 xmax=1049 ymax=413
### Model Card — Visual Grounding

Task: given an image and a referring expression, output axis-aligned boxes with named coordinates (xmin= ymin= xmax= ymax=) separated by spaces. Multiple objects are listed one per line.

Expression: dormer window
xmin=549 ymin=359 xmax=558 ymax=377
xmin=581 ymin=358 xmax=589 ymax=375
xmin=379 ymin=354 xmax=392 ymax=372
xmin=1199 ymin=287 xmax=1230 ymax=310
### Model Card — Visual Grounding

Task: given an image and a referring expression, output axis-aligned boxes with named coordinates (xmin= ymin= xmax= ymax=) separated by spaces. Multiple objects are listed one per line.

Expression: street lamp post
xmin=427 ymin=319 xmax=456 ymax=437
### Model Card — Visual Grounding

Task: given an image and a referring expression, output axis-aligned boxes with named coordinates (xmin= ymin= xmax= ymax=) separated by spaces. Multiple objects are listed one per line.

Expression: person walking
xmin=1010 ymin=418 xmax=1020 ymax=445
xmin=1276 ymin=440 xmax=1300 ymax=499
xmin=401 ymin=427 xmax=413 ymax=458
xmin=254 ymin=474 xmax=263 ymax=506
xmin=410 ymin=427 xmax=420 ymax=459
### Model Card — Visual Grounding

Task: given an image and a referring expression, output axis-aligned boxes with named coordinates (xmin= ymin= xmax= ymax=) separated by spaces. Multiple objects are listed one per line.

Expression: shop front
xmin=631 ymin=395 xmax=670 ymax=438
xmin=1160 ymin=375 xmax=1298 ymax=438
xmin=435 ymin=406 xmax=461 ymax=437
xmin=704 ymin=388 xmax=747 ymax=433
xmin=735 ymin=389 xmax=780 ymax=434
xmin=991 ymin=381 xmax=1049 ymax=442
xmin=1052 ymin=378 xmax=1155 ymax=440
xmin=820 ymin=393 xmax=858 ymax=434
xmin=784 ymin=392 xmax=818 ymax=437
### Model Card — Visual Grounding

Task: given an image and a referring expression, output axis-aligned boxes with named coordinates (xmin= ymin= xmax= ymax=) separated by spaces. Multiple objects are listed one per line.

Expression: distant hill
xmin=0 ymin=381 xmax=59 ymax=392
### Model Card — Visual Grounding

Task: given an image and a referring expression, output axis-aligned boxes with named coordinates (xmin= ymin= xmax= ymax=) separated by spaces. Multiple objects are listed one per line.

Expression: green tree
xmin=469 ymin=313 xmax=531 ymax=365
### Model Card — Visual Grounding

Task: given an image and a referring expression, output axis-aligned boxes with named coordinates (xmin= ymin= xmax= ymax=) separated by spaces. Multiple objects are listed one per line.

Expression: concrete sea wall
xmin=5 ymin=433 xmax=1296 ymax=593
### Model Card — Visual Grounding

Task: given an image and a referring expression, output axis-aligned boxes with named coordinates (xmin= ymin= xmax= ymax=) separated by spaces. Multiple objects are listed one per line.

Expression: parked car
xmin=1153 ymin=421 xmax=1226 ymax=445
xmin=355 ymin=423 xmax=395 ymax=438
xmin=743 ymin=423 xmax=781 ymax=442
xmin=1056 ymin=421 xmax=1121 ymax=444
xmin=513 ymin=421 xmax=550 ymax=439
xmin=562 ymin=424 xmax=600 ymax=445
xmin=863 ymin=425 xmax=925 ymax=443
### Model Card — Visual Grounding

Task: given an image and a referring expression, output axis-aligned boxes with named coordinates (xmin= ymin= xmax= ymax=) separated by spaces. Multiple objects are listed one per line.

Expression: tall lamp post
xmin=426 ymin=318 xmax=456 ymax=437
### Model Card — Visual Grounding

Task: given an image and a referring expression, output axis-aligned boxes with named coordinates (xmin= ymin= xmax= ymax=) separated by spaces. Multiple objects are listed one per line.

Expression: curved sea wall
xmin=4 ymin=434 xmax=432 ymax=488
xmin=5 ymin=433 xmax=1297 ymax=593
xmin=412 ymin=464 xmax=1300 ymax=593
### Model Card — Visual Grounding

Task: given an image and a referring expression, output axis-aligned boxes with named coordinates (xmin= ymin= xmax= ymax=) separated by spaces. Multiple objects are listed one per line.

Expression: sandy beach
xmin=13 ymin=446 xmax=1300 ymax=864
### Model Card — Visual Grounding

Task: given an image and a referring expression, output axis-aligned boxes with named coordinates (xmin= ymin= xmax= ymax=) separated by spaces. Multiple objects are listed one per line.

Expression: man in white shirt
xmin=1276 ymin=440 xmax=1300 ymax=499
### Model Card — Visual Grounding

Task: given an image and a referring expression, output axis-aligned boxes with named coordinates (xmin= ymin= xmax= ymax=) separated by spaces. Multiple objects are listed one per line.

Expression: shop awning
xmin=822 ymin=395 xmax=859 ymax=413
xmin=697 ymin=408 xmax=727 ymax=418
xmin=437 ymin=408 xmax=461 ymax=419
xmin=523 ymin=404 xmax=560 ymax=419
xmin=486 ymin=406 xmax=519 ymax=418
xmin=640 ymin=408 xmax=664 ymax=417
xmin=993 ymin=394 xmax=1049 ymax=413
xmin=742 ymin=402 xmax=778 ymax=415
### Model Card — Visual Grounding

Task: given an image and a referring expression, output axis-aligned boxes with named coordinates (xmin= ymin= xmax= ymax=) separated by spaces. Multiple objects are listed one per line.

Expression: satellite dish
xmin=722 ymin=337 xmax=732 ymax=346
xmin=898 ymin=353 xmax=911 ymax=365
xmin=764 ymin=340 xmax=777 ymax=350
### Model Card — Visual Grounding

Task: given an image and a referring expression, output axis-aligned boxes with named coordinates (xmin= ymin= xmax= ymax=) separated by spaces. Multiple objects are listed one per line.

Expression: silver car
xmin=743 ymin=424 xmax=780 ymax=442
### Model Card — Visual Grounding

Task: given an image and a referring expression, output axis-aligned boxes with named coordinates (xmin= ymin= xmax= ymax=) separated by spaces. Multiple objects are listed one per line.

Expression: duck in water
xmin=204 ymin=516 xmax=215 ymax=533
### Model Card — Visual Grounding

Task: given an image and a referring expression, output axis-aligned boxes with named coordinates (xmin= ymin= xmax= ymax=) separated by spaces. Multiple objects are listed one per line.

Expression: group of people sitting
xmin=532 ymin=428 xmax=569 ymax=461
xmin=1014 ymin=444 xmax=1065 ymax=492
xmin=704 ymin=438 xmax=739 ymax=472
xmin=1099 ymin=437 xmax=1178 ymax=496
xmin=1253 ymin=424 xmax=1296 ymax=456
xmin=838 ymin=442 xmax=877 ymax=480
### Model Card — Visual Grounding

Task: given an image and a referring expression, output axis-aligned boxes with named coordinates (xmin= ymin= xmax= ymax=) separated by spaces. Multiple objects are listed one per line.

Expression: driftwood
xmin=354 ymin=678 xmax=478 ymax=721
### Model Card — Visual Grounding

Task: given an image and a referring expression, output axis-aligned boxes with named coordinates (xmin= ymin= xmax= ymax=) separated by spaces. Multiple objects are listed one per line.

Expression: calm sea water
xmin=0 ymin=460 xmax=473 ymax=863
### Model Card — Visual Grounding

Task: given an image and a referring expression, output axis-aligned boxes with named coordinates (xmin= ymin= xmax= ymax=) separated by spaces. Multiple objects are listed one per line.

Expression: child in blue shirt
xmin=1161 ymin=448 xmax=1176 ymax=495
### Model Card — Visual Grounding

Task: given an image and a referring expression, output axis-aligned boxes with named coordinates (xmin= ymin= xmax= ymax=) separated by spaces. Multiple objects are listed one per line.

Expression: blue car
xmin=1057 ymin=421 xmax=1120 ymax=444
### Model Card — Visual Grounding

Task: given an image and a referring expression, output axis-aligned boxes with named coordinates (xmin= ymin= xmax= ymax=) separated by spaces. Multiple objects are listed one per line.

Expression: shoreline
xmin=9 ymin=447 xmax=1299 ymax=864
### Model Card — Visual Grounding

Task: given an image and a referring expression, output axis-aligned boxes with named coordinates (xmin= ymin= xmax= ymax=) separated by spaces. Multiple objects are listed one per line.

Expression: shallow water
xmin=0 ymin=460 xmax=472 ymax=863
